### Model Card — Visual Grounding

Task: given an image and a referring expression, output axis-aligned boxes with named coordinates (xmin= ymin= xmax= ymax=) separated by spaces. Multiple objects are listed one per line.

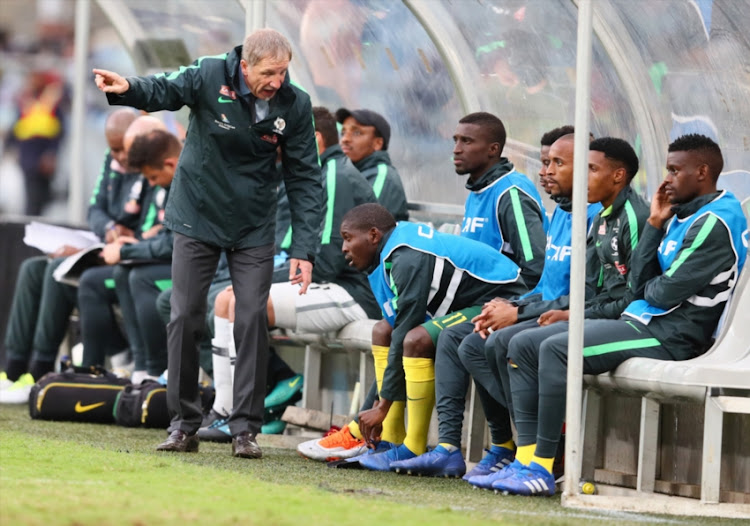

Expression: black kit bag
xmin=28 ymin=366 xmax=131 ymax=423
xmin=114 ymin=381 xmax=216 ymax=428
xmin=113 ymin=380 xmax=169 ymax=428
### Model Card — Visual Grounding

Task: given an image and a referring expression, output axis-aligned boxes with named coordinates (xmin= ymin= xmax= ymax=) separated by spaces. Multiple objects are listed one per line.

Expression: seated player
xmin=337 ymin=203 xmax=527 ymax=473
xmin=496 ymin=134 xmax=747 ymax=496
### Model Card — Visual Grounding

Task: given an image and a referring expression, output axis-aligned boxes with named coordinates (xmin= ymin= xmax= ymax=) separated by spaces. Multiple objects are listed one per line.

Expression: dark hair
xmin=541 ymin=125 xmax=575 ymax=147
xmin=128 ymin=129 xmax=182 ymax=170
xmin=313 ymin=107 xmax=338 ymax=150
xmin=668 ymin=134 xmax=724 ymax=180
xmin=458 ymin=112 xmax=506 ymax=153
xmin=589 ymin=137 xmax=640 ymax=182
xmin=342 ymin=203 xmax=396 ymax=233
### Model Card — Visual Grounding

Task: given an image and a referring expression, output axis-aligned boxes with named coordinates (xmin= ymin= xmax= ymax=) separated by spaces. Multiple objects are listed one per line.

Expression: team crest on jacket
xmin=273 ymin=117 xmax=286 ymax=134
xmin=219 ymin=85 xmax=237 ymax=99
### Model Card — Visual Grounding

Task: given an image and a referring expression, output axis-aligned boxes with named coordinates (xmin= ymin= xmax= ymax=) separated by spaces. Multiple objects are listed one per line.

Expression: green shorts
xmin=421 ymin=306 xmax=483 ymax=345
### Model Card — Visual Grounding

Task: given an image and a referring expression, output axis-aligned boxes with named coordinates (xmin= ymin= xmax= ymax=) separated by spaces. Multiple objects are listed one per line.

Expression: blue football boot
xmin=467 ymin=459 xmax=522 ymax=489
xmin=359 ymin=443 xmax=416 ymax=472
xmin=491 ymin=461 xmax=556 ymax=496
xmin=327 ymin=440 xmax=395 ymax=469
xmin=463 ymin=446 xmax=515 ymax=480
xmin=390 ymin=445 xmax=466 ymax=477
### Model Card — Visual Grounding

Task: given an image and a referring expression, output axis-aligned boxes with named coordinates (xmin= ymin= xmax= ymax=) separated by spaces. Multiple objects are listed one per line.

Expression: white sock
xmin=211 ymin=316 xmax=233 ymax=415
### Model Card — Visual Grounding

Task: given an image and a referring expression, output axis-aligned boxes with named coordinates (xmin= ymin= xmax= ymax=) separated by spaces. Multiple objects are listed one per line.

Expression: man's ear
xmin=372 ymin=136 xmax=384 ymax=152
xmin=488 ymin=141 xmax=501 ymax=158
xmin=369 ymin=227 xmax=383 ymax=245
xmin=696 ymin=163 xmax=710 ymax=182
xmin=612 ymin=166 xmax=626 ymax=185
xmin=164 ymin=157 xmax=179 ymax=174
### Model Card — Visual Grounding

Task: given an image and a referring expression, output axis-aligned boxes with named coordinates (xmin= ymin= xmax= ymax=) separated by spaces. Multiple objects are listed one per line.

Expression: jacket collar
xmin=320 ymin=144 xmax=346 ymax=165
xmin=464 ymin=158 xmax=515 ymax=192
xmin=355 ymin=150 xmax=391 ymax=172
xmin=601 ymin=184 xmax=634 ymax=217
xmin=672 ymin=191 xmax=722 ymax=220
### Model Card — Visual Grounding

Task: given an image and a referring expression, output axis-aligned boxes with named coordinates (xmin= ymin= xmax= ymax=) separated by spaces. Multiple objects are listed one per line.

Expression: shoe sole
xmin=156 ymin=442 xmax=199 ymax=453
xmin=394 ymin=467 xmax=465 ymax=478
xmin=233 ymin=450 xmax=262 ymax=459
xmin=296 ymin=445 xmax=366 ymax=461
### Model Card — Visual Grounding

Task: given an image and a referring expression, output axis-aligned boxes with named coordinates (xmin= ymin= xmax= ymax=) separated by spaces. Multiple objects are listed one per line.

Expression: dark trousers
xmin=483 ymin=319 xmax=541 ymax=421
xmin=508 ymin=318 xmax=668 ymax=458
xmin=435 ymin=322 xmax=513 ymax=447
xmin=78 ymin=266 xmax=128 ymax=367
xmin=4 ymin=256 xmax=76 ymax=377
xmin=115 ymin=263 xmax=172 ymax=376
xmin=167 ymin=233 xmax=274 ymax=436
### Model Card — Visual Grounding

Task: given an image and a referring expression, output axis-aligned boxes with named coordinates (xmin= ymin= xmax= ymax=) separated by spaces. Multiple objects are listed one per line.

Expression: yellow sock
xmin=371 ymin=345 xmax=405 ymax=443
xmin=516 ymin=444 xmax=535 ymax=465
xmin=382 ymin=401 xmax=405 ymax=444
xmin=371 ymin=345 xmax=389 ymax=392
xmin=493 ymin=439 xmax=515 ymax=451
xmin=348 ymin=420 xmax=362 ymax=440
xmin=531 ymin=455 xmax=554 ymax=475
xmin=402 ymin=357 xmax=435 ymax=455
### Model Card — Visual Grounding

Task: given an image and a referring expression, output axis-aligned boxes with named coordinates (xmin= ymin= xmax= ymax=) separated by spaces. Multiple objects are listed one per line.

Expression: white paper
xmin=23 ymin=222 xmax=100 ymax=254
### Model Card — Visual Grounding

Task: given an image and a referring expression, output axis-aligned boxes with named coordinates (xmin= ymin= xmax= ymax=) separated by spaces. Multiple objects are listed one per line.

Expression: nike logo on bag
xmin=288 ymin=377 xmax=301 ymax=388
xmin=74 ymin=401 xmax=106 ymax=413
xmin=218 ymin=96 xmax=235 ymax=103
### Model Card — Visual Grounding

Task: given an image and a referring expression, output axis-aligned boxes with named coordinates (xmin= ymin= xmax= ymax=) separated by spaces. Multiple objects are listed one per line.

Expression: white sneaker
xmin=0 ymin=372 xmax=13 ymax=391
xmin=0 ymin=373 xmax=34 ymax=404
xmin=296 ymin=425 xmax=367 ymax=461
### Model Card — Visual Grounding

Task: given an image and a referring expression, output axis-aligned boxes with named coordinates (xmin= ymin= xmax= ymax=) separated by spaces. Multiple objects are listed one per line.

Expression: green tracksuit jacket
xmin=625 ymin=192 xmax=744 ymax=355
xmin=354 ymin=150 xmax=409 ymax=222
xmin=87 ymin=150 xmax=144 ymax=240
xmin=106 ymin=45 xmax=322 ymax=261
xmin=120 ymin=187 xmax=173 ymax=261
xmin=584 ymin=185 xmax=650 ymax=319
